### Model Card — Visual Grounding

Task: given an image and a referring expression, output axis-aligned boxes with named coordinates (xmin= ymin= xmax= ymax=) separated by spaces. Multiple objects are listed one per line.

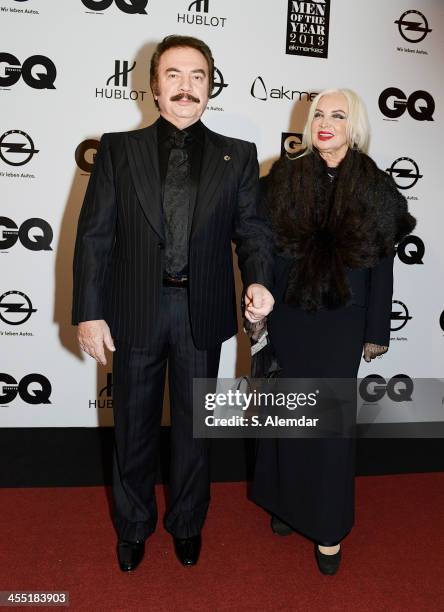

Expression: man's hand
xmin=77 ymin=319 xmax=115 ymax=366
xmin=244 ymin=284 xmax=274 ymax=323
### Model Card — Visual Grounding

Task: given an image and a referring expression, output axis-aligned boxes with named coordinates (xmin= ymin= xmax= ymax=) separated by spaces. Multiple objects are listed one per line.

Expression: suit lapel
xmin=190 ymin=128 xmax=231 ymax=238
xmin=125 ymin=122 xmax=164 ymax=241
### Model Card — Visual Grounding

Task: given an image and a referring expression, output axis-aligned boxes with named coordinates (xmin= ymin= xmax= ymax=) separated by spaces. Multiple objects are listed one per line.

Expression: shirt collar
xmin=158 ymin=115 xmax=204 ymax=145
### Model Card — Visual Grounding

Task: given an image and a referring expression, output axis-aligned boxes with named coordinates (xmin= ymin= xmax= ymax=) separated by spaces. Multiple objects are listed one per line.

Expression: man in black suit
xmin=72 ymin=35 xmax=274 ymax=571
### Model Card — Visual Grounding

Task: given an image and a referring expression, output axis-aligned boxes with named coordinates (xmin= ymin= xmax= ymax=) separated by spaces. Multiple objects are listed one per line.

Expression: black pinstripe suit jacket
xmin=72 ymin=119 xmax=273 ymax=349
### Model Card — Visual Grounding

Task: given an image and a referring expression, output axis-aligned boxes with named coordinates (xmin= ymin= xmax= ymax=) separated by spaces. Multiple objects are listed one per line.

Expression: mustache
xmin=170 ymin=92 xmax=200 ymax=103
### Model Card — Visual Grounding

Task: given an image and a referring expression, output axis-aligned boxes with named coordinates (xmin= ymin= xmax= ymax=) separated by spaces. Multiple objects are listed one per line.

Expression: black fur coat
xmin=263 ymin=148 xmax=416 ymax=311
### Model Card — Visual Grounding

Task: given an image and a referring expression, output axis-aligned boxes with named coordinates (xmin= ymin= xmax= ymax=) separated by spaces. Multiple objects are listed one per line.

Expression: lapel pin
xmin=224 ymin=155 xmax=231 ymax=161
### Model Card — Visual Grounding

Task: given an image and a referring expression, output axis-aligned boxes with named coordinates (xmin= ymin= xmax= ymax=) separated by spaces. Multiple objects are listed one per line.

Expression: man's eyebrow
xmin=164 ymin=68 xmax=206 ymax=75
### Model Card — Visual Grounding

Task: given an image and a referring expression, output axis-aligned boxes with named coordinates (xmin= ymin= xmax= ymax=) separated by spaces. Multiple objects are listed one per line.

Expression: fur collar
xmin=264 ymin=149 xmax=416 ymax=310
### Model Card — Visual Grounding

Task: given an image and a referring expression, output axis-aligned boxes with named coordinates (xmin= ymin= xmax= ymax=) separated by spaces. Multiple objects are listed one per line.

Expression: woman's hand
xmin=244 ymin=317 xmax=267 ymax=342
xmin=363 ymin=342 xmax=388 ymax=362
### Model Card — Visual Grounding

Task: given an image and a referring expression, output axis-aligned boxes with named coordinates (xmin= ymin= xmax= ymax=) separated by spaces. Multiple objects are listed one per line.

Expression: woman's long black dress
xmin=250 ymin=166 xmax=395 ymax=545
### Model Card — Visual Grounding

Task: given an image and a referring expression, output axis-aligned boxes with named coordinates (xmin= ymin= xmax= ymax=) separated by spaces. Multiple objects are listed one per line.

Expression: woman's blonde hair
xmin=301 ymin=88 xmax=370 ymax=154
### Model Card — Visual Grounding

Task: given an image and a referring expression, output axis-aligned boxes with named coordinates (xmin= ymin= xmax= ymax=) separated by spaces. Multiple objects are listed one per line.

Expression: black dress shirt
xmin=157 ymin=116 xmax=204 ymax=278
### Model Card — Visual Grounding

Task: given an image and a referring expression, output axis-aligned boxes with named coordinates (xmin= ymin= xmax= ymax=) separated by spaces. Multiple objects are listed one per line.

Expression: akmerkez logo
xmin=281 ymin=132 xmax=303 ymax=158
xmin=378 ymin=88 xmax=434 ymax=121
xmin=0 ymin=53 xmax=56 ymax=89
xmin=81 ymin=0 xmax=148 ymax=13
xmin=359 ymin=374 xmax=413 ymax=403
xmin=0 ymin=291 xmax=36 ymax=325
xmin=210 ymin=67 xmax=228 ymax=99
xmin=0 ymin=217 xmax=53 ymax=251
xmin=177 ymin=0 xmax=227 ymax=28
xmin=397 ymin=235 xmax=425 ymax=265
xmin=395 ymin=10 xmax=432 ymax=44
xmin=0 ymin=130 xmax=39 ymax=167
xmin=391 ymin=300 xmax=412 ymax=332
xmin=386 ymin=157 xmax=422 ymax=190
xmin=251 ymin=76 xmax=318 ymax=102
xmin=75 ymin=139 xmax=100 ymax=174
xmin=0 ymin=373 xmax=52 ymax=405
xmin=285 ymin=0 xmax=330 ymax=58
xmin=95 ymin=59 xmax=147 ymax=101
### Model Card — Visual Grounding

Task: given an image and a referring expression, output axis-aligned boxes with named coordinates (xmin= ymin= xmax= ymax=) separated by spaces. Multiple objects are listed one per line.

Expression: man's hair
xmin=150 ymin=35 xmax=214 ymax=103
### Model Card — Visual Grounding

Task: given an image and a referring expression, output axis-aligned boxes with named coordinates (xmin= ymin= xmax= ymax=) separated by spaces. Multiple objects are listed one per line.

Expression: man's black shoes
xmin=173 ymin=534 xmax=201 ymax=566
xmin=117 ymin=539 xmax=145 ymax=572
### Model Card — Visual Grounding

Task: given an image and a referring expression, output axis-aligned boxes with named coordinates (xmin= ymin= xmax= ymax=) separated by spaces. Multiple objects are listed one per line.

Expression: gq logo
xmin=75 ymin=139 xmax=99 ymax=173
xmin=81 ymin=0 xmax=148 ymax=13
xmin=0 ymin=53 xmax=56 ymax=89
xmin=397 ymin=235 xmax=424 ymax=265
xmin=0 ymin=373 xmax=52 ymax=405
xmin=281 ymin=132 xmax=303 ymax=158
xmin=378 ymin=88 xmax=434 ymax=121
xmin=359 ymin=374 xmax=413 ymax=403
xmin=0 ymin=217 xmax=53 ymax=251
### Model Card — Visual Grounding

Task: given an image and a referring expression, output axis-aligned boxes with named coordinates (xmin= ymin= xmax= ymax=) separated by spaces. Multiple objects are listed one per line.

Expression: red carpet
xmin=0 ymin=474 xmax=443 ymax=611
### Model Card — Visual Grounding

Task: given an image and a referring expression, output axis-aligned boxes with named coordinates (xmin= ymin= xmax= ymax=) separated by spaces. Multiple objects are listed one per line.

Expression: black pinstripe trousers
xmin=112 ymin=286 xmax=221 ymax=541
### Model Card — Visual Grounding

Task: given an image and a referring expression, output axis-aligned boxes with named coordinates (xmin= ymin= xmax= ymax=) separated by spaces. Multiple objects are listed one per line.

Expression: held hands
xmin=77 ymin=319 xmax=115 ymax=366
xmin=244 ymin=284 xmax=274 ymax=323
xmin=363 ymin=342 xmax=388 ymax=363
xmin=244 ymin=317 xmax=267 ymax=342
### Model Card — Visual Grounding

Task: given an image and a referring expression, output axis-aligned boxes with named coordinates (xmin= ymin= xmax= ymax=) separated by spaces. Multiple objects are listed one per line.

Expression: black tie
xmin=163 ymin=130 xmax=191 ymax=277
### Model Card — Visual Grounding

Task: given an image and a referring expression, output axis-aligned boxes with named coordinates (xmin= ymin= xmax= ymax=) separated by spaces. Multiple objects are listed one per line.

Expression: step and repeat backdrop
xmin=1 ymin=0 xmax=443 ymax=427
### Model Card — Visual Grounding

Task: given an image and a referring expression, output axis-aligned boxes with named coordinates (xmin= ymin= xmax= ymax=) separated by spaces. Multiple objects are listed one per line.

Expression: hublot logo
xmin=177 ymin=0 xmax=227 ymax=28
xmin=95 ymin=59 xmax=147 ymax=102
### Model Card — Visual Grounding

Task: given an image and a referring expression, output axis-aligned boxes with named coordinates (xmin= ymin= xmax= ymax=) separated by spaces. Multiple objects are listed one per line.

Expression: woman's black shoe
xmin=270 ymin=515 xmax=294 ymax=536
xmin=315 ymin=545 xmax=341 ymax=575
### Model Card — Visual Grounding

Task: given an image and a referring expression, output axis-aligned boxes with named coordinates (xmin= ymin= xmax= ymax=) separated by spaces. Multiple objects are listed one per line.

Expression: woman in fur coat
xmin=249 ymin=88 xmax=416 ymax=575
